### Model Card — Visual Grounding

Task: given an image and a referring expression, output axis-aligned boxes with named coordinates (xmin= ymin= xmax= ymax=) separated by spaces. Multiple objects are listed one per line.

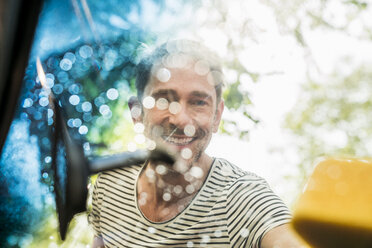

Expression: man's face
xmin=138 ymin=63 xmax=224 ymax=167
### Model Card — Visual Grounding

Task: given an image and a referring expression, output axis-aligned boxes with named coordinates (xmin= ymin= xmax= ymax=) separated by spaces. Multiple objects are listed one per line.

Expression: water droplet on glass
xmin=173 ymin=185 xmax=183 ymax=195
xmin=99 ymin=104 xmax=111 ymax=116
xmin=57 ymin=71 xmax=69 ymax=82
xmin=178 ymin=204 xmax=185 ymax=212
xmin=187 ymin=241 xmax=193 ymax=247
xmin=140 ymin=192 xmax=148 ymax=199
xmin=155 ymin=164 xmax=167 ymax=175
xmin=131 ymin=106 xmax=141 ymax=119
xmin=82 ymin=101 xmax=92 ymax=112
xmin=94 ymin=96 xmax=105 ymax=107
xmin=134 ymin=134 xmax=146 ymax=144
xmin=69 ymin=95 xmax=80 ymax=105
xmin=145 ymin=168 xmax=155 ymax=179
xmin=169 ymin=101 xmax=181 ymax=114
xmin=184 ymin=124 xmax=195 ymax=137
xmin=134 ymin=123 xmax=145 ymax=133
xmin=83 ymin=113 xmax=92 ymax=122
xmin=39 ymin=97 xmax=49 ymax=107
xmin=73 ymin=118 xmax=82 ymax=127
xmin=146 ymin=139 xmax=156 ymax=150
xmin=52 ymin=84 xmax=63 ymax=94
xmin=107 ymin=88 xmax=119 ymax=100
xmin=67 ymin=118 xmax=74 ymax=127
xmin=45 ymin=77 xmax=54 ymax=89
xmin=138 ymin=198 xmax=147 ymax=206
xmin=60 ymin=58 xmax=72 ymax=71
xmin=127 ymin=142 xmax=137 ymax=152
xmin=68 ymin=83 xmax=81 ymax=94
xmin=156 ymin=68 xmax=171 ymax=82
xmin=79 ymin=45 xmax=93 ymax=59
xmin=79 ymin=125 xmax=88 ymax=135
xmin=181 ymin=148 xmax=192 ymax=159
xmin=240 ymin=228 xmax=249 ymax=238
xmin=207 ymin=70 xmax=223 ymax=86
xmin=190 ymin=166 xmax=203 ymax=179
xmin=83 ymin=142 xmax=91 ymax=151
xmin=143 ymin=96 xmax=155 ymax=109
xmin=194 ymin=60 xmax=210 ymax=76
xmin=44 ymin=156 xmax=52 ymax=163
xmin=163 ymin=192 xmax=171 ymax=201
xmin=185 ymin=184 xmax=195 ymax=194
xmin=42 ymin=172 xmax=48 ymax=179
xmin=151 ymin=125 xmax=164 ymax=137
xmin=202 ymin=235 xmax=210 ymax=243
xmin=156 ymin=98 xmax=169 ymax=110
xmin=64 ymin=52 xmax=76 ymax=63
xmin=214 ymin=229 xmax=222 ymax=237
xmin=23 ymin=98 xmax=33 ymax=108
xmin=174 ymin=160 xmax=188 ymax=173
xmin=326 ymin=165 xmax=342 ymax=180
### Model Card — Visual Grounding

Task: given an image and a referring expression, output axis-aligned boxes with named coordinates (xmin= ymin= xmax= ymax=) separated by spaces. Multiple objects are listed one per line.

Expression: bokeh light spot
xmin=181 ymin=148 xmax=192 ymax=159
xmin=79 ymin=45 xmax=93 ymax=59
xmin=156 ymin=98 xmax=169 ymax=110
xmin=169 ymin=101 xmax=181 ymax=114
xmin=127 ymin=142 xmax=137 ymax=152
xmin=240 ymin=228 xmax=249 ymax=238
xmin=79 ymin=125 xmax=88 ymax=135
xmin=106 ymin=88 xmax=119 ymax=100
xmin=134 ymin=134 xmax=146 ymax=144
xmin=69 ymin=95 xmax=80 ymax=105
xmin=156 ymin=68 xmax=171 ymax=82
xmin=59 ymin=58 xmax=72 ymax=71
xmin=155 ymin=164 xmax=167 ymax=175
xmin=190 ymin=166 xmax=203 ymax=179
xmin=184 ymin=124 xmax=196 ymax=137
xmin=134 ymin=123 xmax=145 ymax=133
xmin=81 ymin=101 xmax=92 ymax=112
xmin=143 ymin=96 xmax=155 ymax=109
xmin=194 ymin=60 xmax=210 ymax=76
xmin=162 ymin=192 xmax=171 ymax=201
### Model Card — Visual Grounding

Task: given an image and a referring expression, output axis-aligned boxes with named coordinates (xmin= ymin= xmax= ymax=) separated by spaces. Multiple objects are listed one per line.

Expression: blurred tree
xmin=285 ymin=65 xmax=372 ymax=186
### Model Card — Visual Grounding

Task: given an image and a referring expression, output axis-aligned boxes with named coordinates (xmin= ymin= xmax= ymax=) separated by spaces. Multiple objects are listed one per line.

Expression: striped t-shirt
xmin=88 ymin=158 xmax=291 ymax=248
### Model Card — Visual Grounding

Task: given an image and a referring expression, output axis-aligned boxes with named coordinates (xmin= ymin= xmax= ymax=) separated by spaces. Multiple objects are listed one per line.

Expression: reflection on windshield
xmin=1 ymin=0 xmax=195 ymax=246
xmin=0 ymin=120 xmax=48 ymax=246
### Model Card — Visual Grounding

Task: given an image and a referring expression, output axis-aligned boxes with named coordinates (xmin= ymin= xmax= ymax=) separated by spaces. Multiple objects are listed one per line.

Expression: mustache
xmin=154 ymin=124 xmax=206 ymax=138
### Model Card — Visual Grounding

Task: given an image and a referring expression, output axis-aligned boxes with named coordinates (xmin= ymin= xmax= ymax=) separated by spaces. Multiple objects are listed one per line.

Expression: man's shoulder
xmin=213 ymin=158 xmax=268 ymax=190
xmin=214 ymin=158 xmax=265 ymax=181
xmin=95 ymin=164 xmax=142 ymax=185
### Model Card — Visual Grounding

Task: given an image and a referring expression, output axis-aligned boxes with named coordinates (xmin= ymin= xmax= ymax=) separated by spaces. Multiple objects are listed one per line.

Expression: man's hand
xmin=261 ymin=224 xmax=308 ymax=248
xmin=92 ymin=236 xmax=104 ymax=248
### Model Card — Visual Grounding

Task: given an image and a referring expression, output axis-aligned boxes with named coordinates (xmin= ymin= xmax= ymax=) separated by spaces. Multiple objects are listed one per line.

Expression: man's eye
xmin=192 ymin=100 xmax=207 ymax=106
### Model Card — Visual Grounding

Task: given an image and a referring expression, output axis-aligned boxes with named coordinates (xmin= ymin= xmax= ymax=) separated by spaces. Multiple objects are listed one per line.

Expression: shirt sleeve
xmin=226 ymin=174 xmax=292 ymax=248
xmin=88 ymin=173 xmax=104 ymax=237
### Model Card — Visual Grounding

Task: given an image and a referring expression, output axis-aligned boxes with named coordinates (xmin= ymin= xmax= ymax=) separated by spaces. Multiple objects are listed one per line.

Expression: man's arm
xmin=261 ymin=224 xmax=307 ymax=248
xmin=92 ymin=236 xmax=104 ymax=248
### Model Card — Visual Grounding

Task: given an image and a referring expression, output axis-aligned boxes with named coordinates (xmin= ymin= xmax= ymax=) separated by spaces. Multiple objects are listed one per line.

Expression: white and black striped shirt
xmin=89 ymin=158 xmax=291 ymax=248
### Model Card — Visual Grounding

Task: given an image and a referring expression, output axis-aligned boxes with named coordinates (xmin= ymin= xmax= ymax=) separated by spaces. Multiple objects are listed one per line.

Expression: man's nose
xmin=168 ymin=103 xmax=192 ymax=128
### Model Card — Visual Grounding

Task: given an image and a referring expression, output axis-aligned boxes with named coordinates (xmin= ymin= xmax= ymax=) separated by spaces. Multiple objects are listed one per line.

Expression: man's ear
xmin=128 ymin=96 xmax=143 ymax=123
xmin=212 ymin=100 xmax=224 ymax=133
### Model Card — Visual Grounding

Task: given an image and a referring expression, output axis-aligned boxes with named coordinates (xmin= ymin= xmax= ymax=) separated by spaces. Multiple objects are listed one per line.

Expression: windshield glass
xmin=1 ymin=0 xmax=372 ymax=247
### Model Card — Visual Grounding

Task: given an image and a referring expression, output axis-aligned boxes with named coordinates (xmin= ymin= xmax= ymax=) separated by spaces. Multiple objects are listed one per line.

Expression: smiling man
xmin=89 ymin=40 xmax=303 ymax=247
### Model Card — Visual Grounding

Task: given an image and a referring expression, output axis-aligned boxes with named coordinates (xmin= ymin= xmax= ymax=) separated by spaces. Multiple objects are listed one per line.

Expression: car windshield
xmin=1 ymin=0 xmax=372 ymax=247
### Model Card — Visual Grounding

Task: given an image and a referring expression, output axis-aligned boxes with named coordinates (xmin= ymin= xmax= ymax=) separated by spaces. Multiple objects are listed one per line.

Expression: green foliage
xmin=285 ymin=66 xmax=372 ymax=183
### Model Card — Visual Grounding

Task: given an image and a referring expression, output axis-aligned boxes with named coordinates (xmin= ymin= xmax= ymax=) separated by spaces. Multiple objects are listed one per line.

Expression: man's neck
xmin=137 ymin=153 xmax=213 ymax=222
